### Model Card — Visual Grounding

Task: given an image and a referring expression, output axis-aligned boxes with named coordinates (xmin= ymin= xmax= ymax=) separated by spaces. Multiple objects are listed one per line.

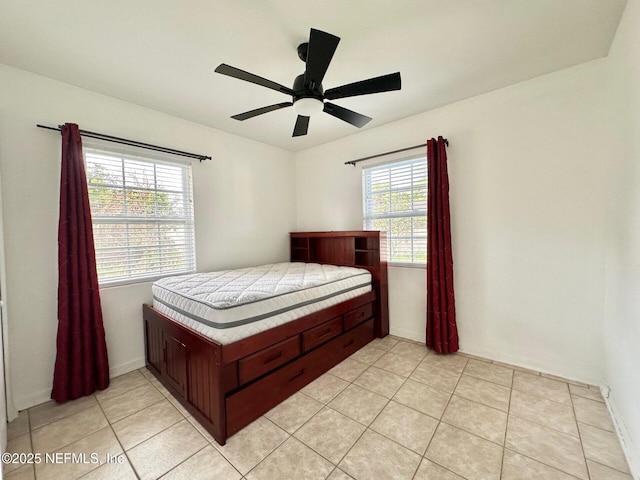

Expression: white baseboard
xmin=109 ymin=357 xmax=146 ymax=378
xmin=457 ymin=341 xmax=603 ymax=386
xmin=15 ymin=358 xmax=147 ymax=411
xmin=386 ymin=334 xmax=601 ymax=386
xmin=18 ymin=387 xmax=53 ymax=411
xmin=389 ymin=326 xmax=425 ymax=344
xmin=603 ymin=388 xmax=640 ymax=480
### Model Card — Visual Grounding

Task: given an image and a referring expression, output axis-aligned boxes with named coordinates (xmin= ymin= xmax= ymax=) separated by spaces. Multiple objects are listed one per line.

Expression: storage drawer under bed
xmin=225 ymin=318 xmax=375 ymax=437
xmin=302 ymin=316 xmax=343 ymax=352
xmin=238 ymin=335 xmax=301 ymax=385
xmin=344 ymin=302 xmax=373 ymax=330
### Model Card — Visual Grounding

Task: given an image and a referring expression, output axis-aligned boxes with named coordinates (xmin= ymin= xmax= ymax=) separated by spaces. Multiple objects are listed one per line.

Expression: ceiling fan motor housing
xmin=215 ymin=28 xmax=401 ymax=136
xmin=297 ymin=42 xmax=309 ymax=62
xmin=293 ymin=73 xmax=324 ymax=101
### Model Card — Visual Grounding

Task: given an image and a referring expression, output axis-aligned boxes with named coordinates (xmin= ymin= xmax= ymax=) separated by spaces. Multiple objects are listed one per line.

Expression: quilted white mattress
xmin=152 ymin=262 xmax=372 ymax=344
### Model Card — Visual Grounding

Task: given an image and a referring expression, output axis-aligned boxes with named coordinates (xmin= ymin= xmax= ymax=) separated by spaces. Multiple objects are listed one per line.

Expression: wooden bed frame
xmin=143 ymin=231 xmax=388 ymax=445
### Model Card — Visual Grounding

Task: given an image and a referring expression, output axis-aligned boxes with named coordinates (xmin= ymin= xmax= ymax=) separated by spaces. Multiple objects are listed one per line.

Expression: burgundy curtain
xmin=52 ymin=123 xmax=109 ymax=402
xmin=426 ymin=136 xmax=459 ymax=353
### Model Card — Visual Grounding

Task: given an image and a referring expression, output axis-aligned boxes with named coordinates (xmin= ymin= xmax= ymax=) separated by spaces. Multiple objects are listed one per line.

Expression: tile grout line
xmin=121 ymin=410 xmax=183 ymax=452
xmin=29 ymin=399 xmax=97 ymax=433
xmin=420 ymin=355 xmax=590 ymax=478
xmin=364 ymin=349 xmax=427 ymax=471
xmin=243 ymin=418 xmax=293 ymax=478
xmin=499 ymin=368 xmax=515 ymax=480
xmin=93 ymin=390 xmax=141 ymax=480
xmin=110 ymin=367 xmax=235 ymax=479
xmin=195 ymin=428 xmax=245 ymax=478
xmin=440 ymin=372 xmax=511 ymax=413
xmin=117 ymin=375 xmax=242 ymax=479
xmin=28 ymin=408 xmax=36 ymax=480
xmin=332 ymin=356 xmax=405 ymax=478
xmin=162 ymin=360 xmax=606 ymax=478
xmin=417 ymin=355 xmax=466 ymax=480
xmin=239 ymin=415 xmax=290 ymax=477
xmin=570 ymin=390 xmax=605 ymax=404
xmin=159 ymin=443 xmax=243 ymax=480
xmin=507 ymin=380 xmax=593 ymax=479
xmin=502 ymin=447 xmax=585 ymax=480
xmin=411 ymin=351 xmax=473 ymax=480
xmin=508 ymin=384 xmax=589 ymax=437
xmin=585 ymin=458 xmax=634 ymax=477
xmin=507 ymin=410 xmax=580 ymax=440
xmin=459 ymin=363 xmax=603 ymax=479
xmin=91 ymin=372 xmax=191 ymax=479
xmin=510 ymin=385 xmax=575 ymax=407
xmin=96 ymin=383 xmax=167 ymax=423
xmin=28 ymin=406 xmax=110 ymax=471
xmin=572 ymin=390 xmax=592 ymax=480
xmin=315 ymin=357 xmax=392 ymax=470
xmin=108 ymin=396 xmax=168 ymax=428
xmin=288 ymin=346 xmax=426 ymax=478
xmin=574 ymin=420 xmax=633 ymax=475
xmin=14 ymin=344 xmax=627 ymax=480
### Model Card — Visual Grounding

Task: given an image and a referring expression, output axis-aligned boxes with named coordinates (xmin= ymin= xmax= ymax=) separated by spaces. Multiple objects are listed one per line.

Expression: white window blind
xmin=84 ymin=145 xmax=196 ymax=286
xmin=363 ymin=157 xmax=427 ymax=265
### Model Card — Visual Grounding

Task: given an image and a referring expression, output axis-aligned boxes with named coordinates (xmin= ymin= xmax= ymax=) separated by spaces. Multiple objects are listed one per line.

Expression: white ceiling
xmin=0 ymin=0 xmax=627 ymax=152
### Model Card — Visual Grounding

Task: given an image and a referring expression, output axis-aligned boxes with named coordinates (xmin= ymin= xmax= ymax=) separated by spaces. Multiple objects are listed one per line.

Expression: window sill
xmin=388 ymin=263 xmax=426 ymax=269
xmin=98 ymin=270 xmax=195 ymax=289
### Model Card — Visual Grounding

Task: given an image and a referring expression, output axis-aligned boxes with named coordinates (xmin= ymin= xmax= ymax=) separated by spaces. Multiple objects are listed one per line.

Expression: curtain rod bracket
xmin=37 ymin=124 xmax=212 ymax=162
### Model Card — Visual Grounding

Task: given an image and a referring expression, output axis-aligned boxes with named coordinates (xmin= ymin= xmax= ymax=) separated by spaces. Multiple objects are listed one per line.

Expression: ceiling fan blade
xmin=215 ymin=64 xmax=295 ymax=96
xmin=303 ymin=29 xmax=340 ymax=89
xmin=323 ymin=102 xmax=372 ymax=128
xmin=292 ymin=115 xmax=310 ymax=137
xmin=231 ymin=102 xmax=293 ymax=121
xmin=324 ymin=72 xmax=401 ymax=100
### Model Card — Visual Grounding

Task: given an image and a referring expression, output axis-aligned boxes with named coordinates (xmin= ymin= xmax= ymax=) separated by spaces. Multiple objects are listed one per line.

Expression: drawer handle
xmin=288 ymin=369 xmax=305 ymax=382
xmin=355 ymin=311 xmax=365 ymax=318
xmin=343 ymin=339 xmax=355 ymax=348
xmin=263 ymin=351 xmax=283 ymax=364
xmin=317 ymin=328 xmax=333 ymax=339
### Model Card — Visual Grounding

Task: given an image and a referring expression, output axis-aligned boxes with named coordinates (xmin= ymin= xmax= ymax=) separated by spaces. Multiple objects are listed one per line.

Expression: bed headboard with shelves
xmin=290 ymin=231 xmax=389 ymax=337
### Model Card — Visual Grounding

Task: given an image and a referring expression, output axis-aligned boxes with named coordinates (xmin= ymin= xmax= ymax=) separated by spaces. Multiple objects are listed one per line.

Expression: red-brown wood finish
xmin=290 ymin=230 xmax=389 ymax=337
xmin=221 ymin=291 xmax=375 ymax=363
xmin=344 ymin=302 xmax=373 ymax=330
xmin=226 ymin=318 xmax=374 ymax=437
xmin=302 ymin=316 xmax=343 ymax=352
xmin=143 ymin=230 xmax=389 ymax=445
xmin=238 ymin=336 xmax=300 ymax=385
xmin=143 ymin=305 xmax=227 ymax=444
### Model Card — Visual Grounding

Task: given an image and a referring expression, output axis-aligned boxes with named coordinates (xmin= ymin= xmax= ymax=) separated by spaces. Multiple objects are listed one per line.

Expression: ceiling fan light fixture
xmin=293 ymin=97 xmax=324 ymax=116
xmin=215 ymin=28 xmax=401 ymax=137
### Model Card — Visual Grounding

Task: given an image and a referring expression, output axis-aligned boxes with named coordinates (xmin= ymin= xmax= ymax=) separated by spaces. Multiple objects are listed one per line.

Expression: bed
xmin=143 ymin=230 xmax=388 ymax=445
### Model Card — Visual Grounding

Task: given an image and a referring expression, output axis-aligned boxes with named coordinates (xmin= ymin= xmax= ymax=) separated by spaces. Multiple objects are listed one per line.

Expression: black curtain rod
xmin=345 ymin=138 xmax=448 ymax=166
xmin=37 ymin=124 xmax=212 ymax=162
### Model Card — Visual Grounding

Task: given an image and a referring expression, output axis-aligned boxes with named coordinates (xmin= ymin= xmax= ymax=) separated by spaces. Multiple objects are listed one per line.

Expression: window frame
xmin=83 ymin=141 xmax=196 ymax=287
xmin=362 ymin=154 xmax=427 ymax=268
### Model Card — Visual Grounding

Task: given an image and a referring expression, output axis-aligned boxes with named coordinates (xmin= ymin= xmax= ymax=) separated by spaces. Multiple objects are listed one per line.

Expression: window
xmin=363 ymin=156 xmax=427 ymax=266
xmin=84 ymin=143 xmax=196 ymax=286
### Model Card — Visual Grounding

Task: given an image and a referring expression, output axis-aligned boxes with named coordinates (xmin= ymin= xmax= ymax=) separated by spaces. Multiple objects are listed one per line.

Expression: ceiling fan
xmin=215 ymin=28 xmax=401 ymax=137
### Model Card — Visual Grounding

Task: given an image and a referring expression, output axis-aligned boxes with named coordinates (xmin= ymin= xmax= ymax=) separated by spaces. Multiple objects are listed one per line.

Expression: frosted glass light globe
xmin=293 ymin=98 xmax=324 ymax=116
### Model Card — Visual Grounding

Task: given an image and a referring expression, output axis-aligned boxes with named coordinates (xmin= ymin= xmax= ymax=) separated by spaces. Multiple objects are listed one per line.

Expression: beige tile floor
xmin=3 ymin=336 xmax=633 ymax=480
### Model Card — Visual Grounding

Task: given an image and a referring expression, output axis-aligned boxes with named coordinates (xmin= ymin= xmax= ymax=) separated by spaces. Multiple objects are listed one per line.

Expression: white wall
xmin=0 ymin=65 xmax=296 ymax=409
xmin=295 ymin=59 xmax=609 ymax=385
xmin=603 ymin=0 xmax=640 ymax=476
xmin=0 ymin=164 xmax=9 ymax=448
